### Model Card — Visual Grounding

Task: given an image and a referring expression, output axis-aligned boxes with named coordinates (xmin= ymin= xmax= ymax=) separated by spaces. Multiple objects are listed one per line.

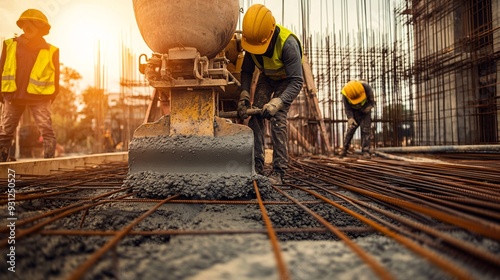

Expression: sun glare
xmin=54 ymin=3 xmax=116 ymax=44
xmin=48 ymin=2 xmax=129 ymax=90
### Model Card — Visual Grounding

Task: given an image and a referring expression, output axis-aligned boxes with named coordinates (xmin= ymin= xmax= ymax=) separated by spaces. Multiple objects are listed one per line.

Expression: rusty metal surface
xmin=0 ymin=155 xmax=499 ymax=279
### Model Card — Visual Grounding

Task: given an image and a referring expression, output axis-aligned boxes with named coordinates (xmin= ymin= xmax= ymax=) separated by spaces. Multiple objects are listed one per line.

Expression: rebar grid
xmin=288 ymin=0 xmax=499 ymax=157
xmin=0 ymin=156 xmax=499 ymax=279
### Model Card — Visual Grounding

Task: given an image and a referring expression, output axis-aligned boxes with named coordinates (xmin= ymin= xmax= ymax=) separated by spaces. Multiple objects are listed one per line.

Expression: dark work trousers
xmin=248 ymin=75 xmax=291 ymax=175
xmin=343 ymin=110 xmax=372 ymax=153
xmin=0 ymin=100 xmax=56 ymax=161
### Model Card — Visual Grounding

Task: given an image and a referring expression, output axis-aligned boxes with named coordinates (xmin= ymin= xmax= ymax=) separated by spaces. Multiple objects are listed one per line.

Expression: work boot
xmin=43 ymin=139 xmax=56 ymax=158
xmin=0 ymin=146 xmax=10 ymax=162
xmin=362 ymin=152 xmax=371 ymax=159
xmin=338 ymin=149 xmax=347 ymax=159
xmin=268 ymin=171 xmax=283 ymax=185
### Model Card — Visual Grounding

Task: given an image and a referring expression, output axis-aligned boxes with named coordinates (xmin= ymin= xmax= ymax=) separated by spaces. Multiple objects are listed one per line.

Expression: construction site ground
xmin=0 ymin=152 xmax=499 ymax=280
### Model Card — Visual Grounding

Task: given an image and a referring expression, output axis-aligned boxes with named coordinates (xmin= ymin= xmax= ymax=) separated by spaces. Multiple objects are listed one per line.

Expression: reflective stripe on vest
xmin=1 ymin=39 xmax=17 ymax=92
xmin=251 ymin=25 xmax=302 ymax=80
xmin=1 ymin=38 xmax=57 ymax=95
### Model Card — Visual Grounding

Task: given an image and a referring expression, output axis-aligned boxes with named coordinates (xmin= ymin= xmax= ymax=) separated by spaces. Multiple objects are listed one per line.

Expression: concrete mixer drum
xmin=125 ymin=0 xmax=264 ymax=199
xmin=132 ymin=0 xmax=240 ymax=58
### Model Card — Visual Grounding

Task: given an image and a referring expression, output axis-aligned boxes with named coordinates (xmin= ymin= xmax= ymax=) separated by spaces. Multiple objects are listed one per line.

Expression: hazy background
xmin=0 ymin=0 xmax=386 ymax=93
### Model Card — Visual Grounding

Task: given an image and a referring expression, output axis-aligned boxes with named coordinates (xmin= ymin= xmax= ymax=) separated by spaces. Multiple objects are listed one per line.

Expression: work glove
xmin=262 ymin=98 xmax=284 ymax=119
xmin=347 ymin=118 xmax=358 ymax=128
xmin=237 ymin=90 xmax=251 ymax=119
xmin=362 ymin=105 xmax=373 ymax=114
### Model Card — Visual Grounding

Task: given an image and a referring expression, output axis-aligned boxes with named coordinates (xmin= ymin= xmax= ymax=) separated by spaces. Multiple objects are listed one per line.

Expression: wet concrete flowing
xmin=126 ymin=131 xmax=263 ymax=199
xmin=125 ymin=171 xmax=270 ymax=199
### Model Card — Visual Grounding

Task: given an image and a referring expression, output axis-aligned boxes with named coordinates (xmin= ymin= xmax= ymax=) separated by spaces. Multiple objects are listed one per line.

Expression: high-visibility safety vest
xmin=250 ymin=25 xmax=303 ymax=80
xmin=1 ymin=38 xmax=58 ymax=95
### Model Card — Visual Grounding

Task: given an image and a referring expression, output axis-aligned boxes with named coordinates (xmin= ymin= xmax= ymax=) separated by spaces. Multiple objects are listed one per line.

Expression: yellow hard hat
xmin=17 ymin=9 xmax=51 ymax=35
xmin=341 ymin=80 xmax=366 ymax=105
xmin=241 ymin=4 xmax=276 ymax=54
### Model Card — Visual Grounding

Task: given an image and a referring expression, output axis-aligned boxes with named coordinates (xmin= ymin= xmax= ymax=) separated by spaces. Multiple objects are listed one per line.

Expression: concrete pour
xmin=125 ymin=133 xmax=270 ymax=199
xmin=125 ymin=171 xmax=271 ymax=199
xmin=1 ymin=160 xmax=499 ymax=279
xmin=1 ymin=183 xmax=499 ymax=280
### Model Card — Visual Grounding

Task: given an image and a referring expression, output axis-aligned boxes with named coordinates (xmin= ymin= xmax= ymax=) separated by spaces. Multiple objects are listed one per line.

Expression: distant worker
xmin=0 ymin=9 xmax=59 ymax=161
xmin=237 ymin=4 xmax=304 ymax=184
xmin=103 ymin=129 xmax=115 ymax=153
xmin=339 ymin=80 xmax=375 ymax=159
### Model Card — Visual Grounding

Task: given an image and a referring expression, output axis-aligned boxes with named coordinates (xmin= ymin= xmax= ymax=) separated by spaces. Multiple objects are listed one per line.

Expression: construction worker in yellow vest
xmin=238 ymin=4 xmax=304 ymax=185
xmin=339 ymin=80 xmax=376 ymax=159
xmin=0 ymin=9 xmax=59 ymax=161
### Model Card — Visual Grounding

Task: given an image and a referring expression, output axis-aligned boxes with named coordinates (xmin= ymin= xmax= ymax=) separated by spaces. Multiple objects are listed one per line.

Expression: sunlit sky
xmin=0 ymin=0 xmax=389 ymax=93
xmin=0 ymin=0 xmax=151 ymax=93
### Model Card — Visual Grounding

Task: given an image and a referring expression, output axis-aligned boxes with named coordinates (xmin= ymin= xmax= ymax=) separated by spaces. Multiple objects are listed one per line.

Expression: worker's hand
xmin=237 ymin=90 xmax=251 ymax=119
xmin=347 ymin=118 xmax=358 ymax=128
xmin=262 ymin=98 xmax=284 ymax=119
xmin=362 ymin=105 xmax=373 ymax=114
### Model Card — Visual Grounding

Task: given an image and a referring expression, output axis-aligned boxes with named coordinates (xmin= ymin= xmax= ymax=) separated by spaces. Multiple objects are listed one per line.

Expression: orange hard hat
xmin=241 ymin=4 xmax=276 ymax=54
xmin=17 ymin=9 xmax=51 ymax=35
xmin=341 ymin=80 xmax=366 ymax=105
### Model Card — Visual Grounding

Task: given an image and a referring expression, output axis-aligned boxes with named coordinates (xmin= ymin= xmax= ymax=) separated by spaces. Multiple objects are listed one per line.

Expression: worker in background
xmin=237 ymin=4 xmax=304 ymax=185
xmin=103 ymin=129 xmax=116 ymax=153
xmin=0 ymin=9 xmax=59 ymax=161
xmin=339 ymin=80 xmax=376 ymax=159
